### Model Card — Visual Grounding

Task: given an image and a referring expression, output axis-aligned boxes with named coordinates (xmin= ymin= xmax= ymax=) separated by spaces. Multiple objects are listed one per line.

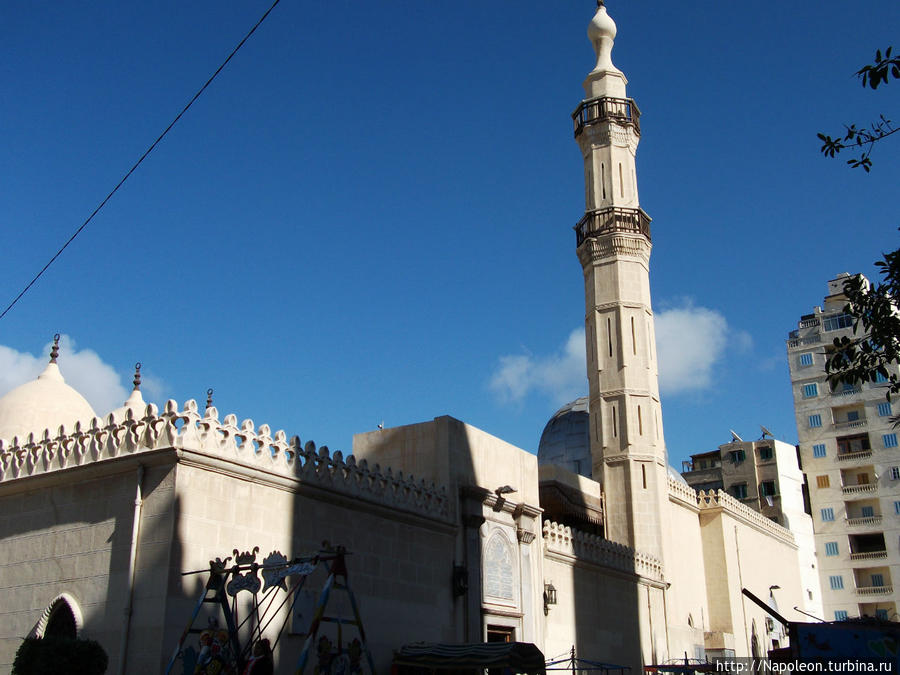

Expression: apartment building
xmin=787 ymin=273 xmax=900 ymax=621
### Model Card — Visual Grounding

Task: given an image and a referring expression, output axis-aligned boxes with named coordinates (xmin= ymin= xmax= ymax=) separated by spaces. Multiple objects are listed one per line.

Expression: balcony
xmin=846 ymin=515 xmax=883 ymax=527
xmin=836 ymin=450 xmax=873 ymax=462
xmin=842 ymin=484 xmax=878 ymax=496
xmin=850 ymin=551 xmax=888 ymax=561
xmin=856 ymin=585 xmax=893 ymax=596
xmin=832 ymin=387 xmax=862 ymax=397
xmin=575 ymin=207 xmax=651 ymax=247
xmin=573 ymin=96 xmax=641 ymax=138
xmin=834 ymin=419 xmax=868 ymax=431
xmin=799 ymin=318 xmax=821 ymax=329
xmin=788 ymin=334 xmax=822 ymax=348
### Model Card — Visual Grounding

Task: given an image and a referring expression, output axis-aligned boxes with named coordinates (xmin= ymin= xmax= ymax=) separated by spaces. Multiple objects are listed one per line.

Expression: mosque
xmin=0 ymin=4 xmax=819 ymax=674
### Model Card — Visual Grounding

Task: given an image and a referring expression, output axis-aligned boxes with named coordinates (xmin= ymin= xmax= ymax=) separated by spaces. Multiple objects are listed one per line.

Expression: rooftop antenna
xmin=730 ymin=429 xmax=744 ymax=443
xmin=760 ymin=425 xmax=773 ymax=440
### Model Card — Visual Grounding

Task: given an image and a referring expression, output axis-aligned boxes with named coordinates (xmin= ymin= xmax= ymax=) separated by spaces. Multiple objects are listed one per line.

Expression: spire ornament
xmin=50 ymin=334 xmax=60 ymax=364
xmin=132 ymin=363 xmax=142 ymax=391
xmin=206 ymin=388 xmax=214 ymax=411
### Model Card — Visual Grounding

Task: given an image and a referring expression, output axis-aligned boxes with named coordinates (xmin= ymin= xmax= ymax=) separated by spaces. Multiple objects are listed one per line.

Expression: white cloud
xmin=489 ymin=329 xmax=586 ymax=406
xmin=0 ymin=336 xmax=155 ymax=416
xmin=655 ymin=301 xmax=750 ymax=395
xmin=489 ymin=301 xmax=749 ymax=405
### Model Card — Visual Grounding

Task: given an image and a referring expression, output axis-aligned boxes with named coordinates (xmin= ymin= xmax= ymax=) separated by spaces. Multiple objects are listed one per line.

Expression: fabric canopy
xmin=393 ymin=642 xmax=546 ymax=673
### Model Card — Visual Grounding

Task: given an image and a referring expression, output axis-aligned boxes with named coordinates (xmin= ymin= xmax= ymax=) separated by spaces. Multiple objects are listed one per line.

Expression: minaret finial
xmin=206 ymin=388 xmax=214 ymax=411
xmin=50 ymin=334 xmax=60 ymax=364
xmin=132 ymin=362 xmax=142 ymax=391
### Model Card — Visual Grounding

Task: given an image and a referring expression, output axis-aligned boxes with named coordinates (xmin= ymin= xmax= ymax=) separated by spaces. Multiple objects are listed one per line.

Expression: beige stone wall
xmin=168 ymin=460 xmax=460 ymax=674
xmin=699 ymin=491 xmax=805 ymax=656
xmin=664 ymin=483 xmax=710 ymax=661
xmin=0 ymin=457 xmax=176 ymax=673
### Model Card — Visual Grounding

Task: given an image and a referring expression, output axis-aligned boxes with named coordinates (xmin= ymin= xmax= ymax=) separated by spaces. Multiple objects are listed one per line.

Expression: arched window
xmin=29 ymin=593 xmax=83 ymax=640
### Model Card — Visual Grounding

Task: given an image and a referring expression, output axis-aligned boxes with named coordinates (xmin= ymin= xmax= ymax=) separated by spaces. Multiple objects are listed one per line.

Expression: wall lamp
xmin=543 ymin=582 xmax=557 ymax=615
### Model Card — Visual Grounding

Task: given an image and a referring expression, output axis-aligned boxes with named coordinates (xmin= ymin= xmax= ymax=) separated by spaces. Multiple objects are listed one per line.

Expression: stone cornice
xmin=542 ymin=520 xmax=663 ymax=584
xmin=0 ymin=399 xmax=453 ymax=524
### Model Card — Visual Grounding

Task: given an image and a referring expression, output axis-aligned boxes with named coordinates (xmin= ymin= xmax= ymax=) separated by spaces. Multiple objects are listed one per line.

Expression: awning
xmin=393 ymin=642 xmax=546 ymax=673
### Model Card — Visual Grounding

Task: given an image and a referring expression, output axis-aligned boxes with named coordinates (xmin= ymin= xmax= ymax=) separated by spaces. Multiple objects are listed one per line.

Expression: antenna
xmin=760 ymin=425 xmax=773 ymax=439
xmin=730 ymin=429 xmax=744 ymax=443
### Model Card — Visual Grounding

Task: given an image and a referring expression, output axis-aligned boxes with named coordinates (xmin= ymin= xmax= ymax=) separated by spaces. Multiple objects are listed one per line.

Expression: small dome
xmin=107 ymin=363 xmax=147 ymax=422
xmin=0 ymin=362 xmax=96 ymax=442
xmin=537 ymin=397 xmax=591 ymax=478
xmin=538 ymin=396 xmax=684 ymax=483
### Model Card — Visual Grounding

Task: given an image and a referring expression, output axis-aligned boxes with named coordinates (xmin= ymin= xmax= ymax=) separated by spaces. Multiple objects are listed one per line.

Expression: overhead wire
xmin=0 ymin=0 xmax=282 ymax=322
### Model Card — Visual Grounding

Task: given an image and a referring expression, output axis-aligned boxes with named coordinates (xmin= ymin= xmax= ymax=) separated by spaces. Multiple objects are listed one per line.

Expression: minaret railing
xmin=573 ymin=96 xmax=641 ymax=138
xmin=575 ymin=206 xmax=651 ymax=246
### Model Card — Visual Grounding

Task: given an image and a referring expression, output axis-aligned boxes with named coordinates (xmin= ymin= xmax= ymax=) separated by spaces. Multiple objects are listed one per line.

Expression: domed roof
xmin=107 ymin=363 xmax=147 ymax=423
xmin=537 ymin=396 xmax=687 ymax=485
xmin=0 ymin=339 xmax=97 ymax=442
xmin=537 ymin=397 xmax=591 ymax=477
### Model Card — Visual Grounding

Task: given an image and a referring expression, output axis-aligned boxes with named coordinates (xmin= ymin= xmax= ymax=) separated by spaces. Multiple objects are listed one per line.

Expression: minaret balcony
xmin=575 ymin=207 xmax=651 ymax=246
xmin=573 ymin=96 xmax=641 ymax=138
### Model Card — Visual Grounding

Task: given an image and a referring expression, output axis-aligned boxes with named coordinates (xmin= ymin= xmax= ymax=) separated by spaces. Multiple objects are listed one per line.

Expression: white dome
xmin=0 ymin=362 xmax=97 ymax=442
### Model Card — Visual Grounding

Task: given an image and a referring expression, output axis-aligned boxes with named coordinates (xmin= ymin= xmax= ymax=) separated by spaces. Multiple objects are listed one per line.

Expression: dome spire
xmin=206 ymin=388 xmax=214 ymax=411
xmin=132 ymin=363 xmax=142 ymax=391
xmin=49 ymin=334 xmax=60 ymax=364
xmin=583 ymin=0 xmax=627 ymax=99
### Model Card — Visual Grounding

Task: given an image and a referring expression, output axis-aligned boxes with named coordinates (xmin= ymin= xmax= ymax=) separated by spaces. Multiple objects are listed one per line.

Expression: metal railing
xmin=799 ymin=318 xmax=821 ymax=328
xmin=836 ymin=450 xmax=873 ymax=462
xmin=846 ymin=515 xmax=882 ymax=526
xmin=856 ymin=585 xmax=893 ymax=596
xmin=832 ymin=387 xmax=862 ymax=397
xmin=575 ymin=207 xmax=651 ymax=246
xmin=573 ymin=96 xmax=641 ymax=137
xmin=788 ymin=335 xmax=822 ymax=348
xmin=850 ymin=551 xmax=888 ymax=561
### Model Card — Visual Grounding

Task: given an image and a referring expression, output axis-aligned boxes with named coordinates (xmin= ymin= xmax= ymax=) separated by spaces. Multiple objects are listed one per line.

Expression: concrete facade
xmin=788 ymin=274 xmax=900 ymax=622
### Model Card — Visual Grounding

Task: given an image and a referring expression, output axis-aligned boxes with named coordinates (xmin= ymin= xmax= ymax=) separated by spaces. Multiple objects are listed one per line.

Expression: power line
xmin=0 ymin=0 xmax=282 ymax=322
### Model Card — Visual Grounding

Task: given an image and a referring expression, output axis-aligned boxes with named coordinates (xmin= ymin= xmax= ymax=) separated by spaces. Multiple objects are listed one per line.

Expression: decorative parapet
xmin=697 ymin=490 xmax=795 ymax=546
xmin=667 ymin=475 xmax=698 ymax=507
xmin=542 ymin=520 xmax=663 ymax=582
xmin=0 ymin=400 xmax=450 ymax=521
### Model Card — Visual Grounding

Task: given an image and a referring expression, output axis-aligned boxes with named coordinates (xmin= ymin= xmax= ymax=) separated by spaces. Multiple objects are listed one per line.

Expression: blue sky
xmin=1 ymin=1 xmax=898 ymax=472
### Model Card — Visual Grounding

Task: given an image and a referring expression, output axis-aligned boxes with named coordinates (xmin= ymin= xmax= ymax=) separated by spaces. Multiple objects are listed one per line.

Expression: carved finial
xmin=50 ymin=334 xmax=60 ymax=363
xmin=132 ymin=363 xmax=142 ymax=391
xmin=206 ymin=388 xmax=214 ymax=410
xmin=597 ymin=0 xmax=604 ymax=6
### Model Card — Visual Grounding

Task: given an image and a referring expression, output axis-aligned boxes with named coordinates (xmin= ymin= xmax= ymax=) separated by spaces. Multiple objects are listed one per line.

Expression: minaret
xmin=574 ymin=2 xmax=668 ymax=559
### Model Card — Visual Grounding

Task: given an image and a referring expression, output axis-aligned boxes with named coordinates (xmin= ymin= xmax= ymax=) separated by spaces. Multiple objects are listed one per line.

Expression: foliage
xmin=818 ymin=47 xmax=899 ymax=171
xmin=825 ymin=247 xmax=900 ymax=402
xmin=12 ymin=636 xmax=108 ymax=675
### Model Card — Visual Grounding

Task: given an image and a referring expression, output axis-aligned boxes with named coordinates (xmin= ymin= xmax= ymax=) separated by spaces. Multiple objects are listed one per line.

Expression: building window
xmin=732 ymin=484 xmax=748 ymax=499
xmin=816 ymin=475 xmax=830 ymax=488
xmin=803 ymin=383 xmax=818 ymax=398
xmin=799 ymin=353 xmax=814 ymax=367
xmin=760 ymin=481 xmax=777 ymax=497
xmin=861 ymin=506 xmax=875 ymax=518
xmin=876 ymin=372 xmax=889 ymax=383
xmin=894 ymin=501 xmax=900 ymax=515
xmin=809 ymin=414 xmax=822 ymax=428
xmin=878 ymin=402 xmax=892 ymax=417
xmin=759 ymin=445 xmax=773 ymax=461
xmin=821 ymin=508 xmax=835 ymax=521
xmin=825 ymin=541 xmax=839 ymax=556
xmin=829 ymin=575 xmax=844 ymax=590
xmin=884 ymin=433 xmax=898 ymax=448
xmin=813 ymin=443 xmax=827 ymax=458
xmin=891 ymin=467 xmax=900 ymax=480
xmin=877 ymin=609 xmax=889 ymax=620
xmin=847 ymin=410 xmax=860 ymax=422
xmin=823 ymin=314 xmax=853 ymax=331
xmin=730 ymin=449 xmax=746 ymax=463
xmin=834 ymin=611 xmax=849 ymax=621
xmin=871 ymin=574 xmax=885 ymax=587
